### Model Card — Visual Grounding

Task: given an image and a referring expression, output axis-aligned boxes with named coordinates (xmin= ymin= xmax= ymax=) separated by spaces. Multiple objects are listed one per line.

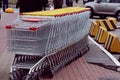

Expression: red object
xmin=22 ymin=18 xmax=43 ymax=22
xmin=5 ymin=25 xmax=12 ymax=29
xmin=29 ymin=27 xmax=38 ymax=31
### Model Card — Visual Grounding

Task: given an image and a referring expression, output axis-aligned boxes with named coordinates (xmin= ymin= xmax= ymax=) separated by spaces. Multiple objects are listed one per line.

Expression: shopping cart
xmin=7 ymin=7 xmax=91 ymax=80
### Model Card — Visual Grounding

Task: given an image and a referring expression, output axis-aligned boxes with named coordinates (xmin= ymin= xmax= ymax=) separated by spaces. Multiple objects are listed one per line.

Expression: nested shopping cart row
xmin=7 ymin=7 xmax=90 ymax=80
xmin=6 ymin=11 xmax=90 ymax=56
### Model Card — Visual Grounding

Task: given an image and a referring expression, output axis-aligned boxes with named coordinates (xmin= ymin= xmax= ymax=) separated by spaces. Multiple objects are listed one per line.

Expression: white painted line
xmin=88 ymin=36 xmax=120 ymax=66
xmin=117 ymin=26 xmax=120 ymax=29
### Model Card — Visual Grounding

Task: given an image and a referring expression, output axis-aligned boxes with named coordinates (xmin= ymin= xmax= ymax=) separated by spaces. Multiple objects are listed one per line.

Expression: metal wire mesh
xmin=7 ymin=11 xmax=90 ymax=56
xmin=7 ymin=9 xmax=91 ymax=80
